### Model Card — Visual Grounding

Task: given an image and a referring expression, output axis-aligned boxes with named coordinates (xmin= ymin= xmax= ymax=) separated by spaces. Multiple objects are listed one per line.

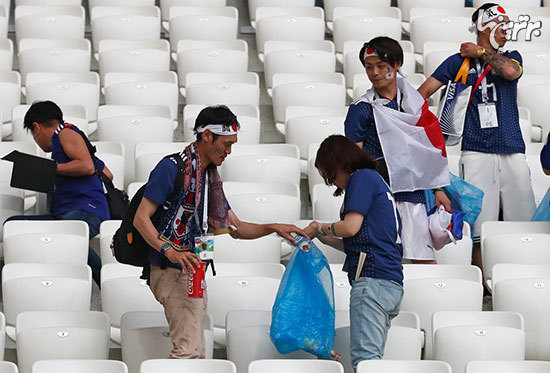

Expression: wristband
xmin=317 ymin=222 xmax=326 ymax=237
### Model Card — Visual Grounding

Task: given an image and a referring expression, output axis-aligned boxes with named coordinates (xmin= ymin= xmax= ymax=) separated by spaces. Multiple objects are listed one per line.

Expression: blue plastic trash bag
xmin=270 ymin=234 xmax=335 ymax=359
xmin=532 ymin=187 xmax=550 ymax=221
xmin=425 ymin=173 xmax=484 ymax=233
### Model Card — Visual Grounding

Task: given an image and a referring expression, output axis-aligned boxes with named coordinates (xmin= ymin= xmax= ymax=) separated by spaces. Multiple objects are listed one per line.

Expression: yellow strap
xmin=454 ymin=58 xmax=470 ymax=84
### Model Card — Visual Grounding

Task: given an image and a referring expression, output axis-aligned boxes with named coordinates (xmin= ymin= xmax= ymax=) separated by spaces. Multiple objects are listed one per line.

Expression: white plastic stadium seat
xmin=160 ymin=0 xmax=226 ymax=25
xmin=432 ymin=311 xmax=525 ymax=373
xmin=492 ymin=263 xmax=550 ymax=360
xmin=100 ymin=263 xmax=163 ymax=344
xmin=0 ymin=39 xmax=13 ymax=72
xmin=168 ymin=7 xmax=238 ymax=53
xmin=357 ymin=360 xmax=451 ymax=373
xmin=249 ymin=360 xmax=344 ymax=373
xmin=255 ymin=14 xmax=325 ymax=61
xmin=25 ymin=72 xmax=100 ymax=121
xmin=99 ymin=220 xmax=121 ymax=265
xmin=0 ymin=362 xmax=17 ymax=373
xmin=18 ymin=39 xmax=91 ymax=85
xmin=3 ymin=220 xmax=88 ymax=265
xmin=140 ymin=359 xmax=234 ymax=373
xmin=248 ymin=0 xmax=315 ymax=27
xmin=16 ymin=311 xmax=110 ymax=373
xmin=0 ymin=72 xmax=21 ymax=124
xmin=213 ymin=234 xmax=282 ymax=263
xmin=466 ymin=360 xmax=550 ymax=373
xmin=15 ymin=6 xmax=85 ymax=46
xmin=2 ymin=263 xmax=92 ymax=341
xmin=91 ymin=6 xmax=161 ymax=52
xmin=324 ymin=0 xmax=391 ymax=23
xmin=399 ymin=0 xmax=464 ymax=22
xmin=32 ymin=360 xmax=128 ymax=373
xmin=410 ymin=16 xmax=474 ymax=54
xmin=122 ymin=311 xmax=213 ymax=373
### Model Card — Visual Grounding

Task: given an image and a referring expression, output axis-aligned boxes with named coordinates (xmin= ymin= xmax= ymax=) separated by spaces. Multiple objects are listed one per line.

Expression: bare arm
xmin=228 ymin=210 xmax=308 ymax=243
xmin=56 ymin=129 xmax=96 ymax=177
xmin=102 ymin=165 xmax=113 ymax=181
xmin=460 ymin=42 xmax=521 ymax=81
xmin=304 ymin=212 xmax=364 ymax=241
xmin=354 ymin=141 xmax=363 ymax=149
xmin=134 ymin=196 xmax=200 ymax=272
xmin=317 ymin=235 xmax=344 ymax=252
xmin=418 ymin=77 xmax=446 ymax=99
xmin=544 ymin=168 xmax=550 ymax=176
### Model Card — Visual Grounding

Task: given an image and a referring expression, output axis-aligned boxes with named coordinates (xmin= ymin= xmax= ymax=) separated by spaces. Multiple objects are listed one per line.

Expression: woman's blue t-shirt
xmin=341 ymin=169 xmax=404 ymax=285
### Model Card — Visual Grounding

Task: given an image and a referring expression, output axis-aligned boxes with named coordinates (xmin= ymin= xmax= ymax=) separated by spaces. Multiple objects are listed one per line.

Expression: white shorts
xmin=396 ymin=201 xmax=435 ymax=260
xmin=459 ymin=151 xmax=536 ymax=241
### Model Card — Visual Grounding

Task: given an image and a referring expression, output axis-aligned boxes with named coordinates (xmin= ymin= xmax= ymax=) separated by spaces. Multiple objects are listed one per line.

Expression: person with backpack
xmin=6 ymin=100 xmax=112 ymax=286
xmin=133 ymin=105 xmax=307 ymax=359
xmin=418 ymin=3 xmax=536 ymax=271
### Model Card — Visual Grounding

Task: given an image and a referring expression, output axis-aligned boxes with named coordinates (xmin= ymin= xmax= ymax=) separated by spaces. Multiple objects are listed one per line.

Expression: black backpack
xmin=112 ymin=152 xmax=186 ymax=274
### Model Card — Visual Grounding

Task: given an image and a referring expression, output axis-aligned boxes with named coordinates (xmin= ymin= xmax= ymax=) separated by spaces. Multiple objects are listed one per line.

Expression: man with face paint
xmin=133 ymin=105 xmax=307 ymax=359
xmin=345 ymin=36 xmax=451 ymax=264
xmin=418 ymin=3 xmax=536 ymax=271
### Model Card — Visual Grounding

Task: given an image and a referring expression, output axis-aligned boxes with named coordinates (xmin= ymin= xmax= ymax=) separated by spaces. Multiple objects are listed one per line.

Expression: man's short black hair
xmin=472 ymin=2 xmax=499 ymax=24
xmin=194 ymin=105 xmax=238 ymax=142
xmin=23 ymin=101 xmax=64 ymax=133
xmin=359 ymin=36 xmax=404 ymax=68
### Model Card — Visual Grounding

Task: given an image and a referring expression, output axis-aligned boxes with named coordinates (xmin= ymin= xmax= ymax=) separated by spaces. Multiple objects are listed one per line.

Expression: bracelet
xmin=331 ymin=222 xmax=337 ymax=237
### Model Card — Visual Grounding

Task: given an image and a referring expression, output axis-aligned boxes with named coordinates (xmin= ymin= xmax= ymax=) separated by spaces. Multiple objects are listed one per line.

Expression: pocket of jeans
xmin=378 ymin=281 xmax=403 ymax=313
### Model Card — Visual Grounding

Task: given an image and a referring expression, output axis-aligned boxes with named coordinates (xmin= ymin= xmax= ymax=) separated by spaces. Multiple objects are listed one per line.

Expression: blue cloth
xmin=350 ymin=277 xmax=403 ymax=367
xmin=345 ymin=94 xmax=426 ymax=204
xmin=340 ymin=169 xmax=404 ymax=285
xmin=6 ymin=209 xmax=102 ymax=286
xmin=431 ymin=52 xmax=525 ymax=154
xmin=541 ymin=134 xmax=550 ymax=171
xmin=143 ymin=156 xmax=206 ymax=269
xmin=50 ymin=123 xmax=110 ymax=221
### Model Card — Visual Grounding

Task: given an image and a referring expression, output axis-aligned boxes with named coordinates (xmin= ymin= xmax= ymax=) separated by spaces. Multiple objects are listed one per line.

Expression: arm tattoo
xmin=480 ymin=49 xmax=521 ymax=80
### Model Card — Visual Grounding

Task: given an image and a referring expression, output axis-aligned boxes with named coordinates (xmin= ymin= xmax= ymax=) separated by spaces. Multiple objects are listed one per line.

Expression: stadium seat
xmin=0 ymin=362 xmax=16 ymax=373
xmin=100 ymin=263 xmax=163 ymax=344
xmin=98 ymin=40 xmax=170 ymax=84
xmin=0 ymin=39 xmax=13 ymax=72
xmin=357 ymin=360 xmax=451 ymax=373
xmin=2 ymin=263 xmax=92 ymax=340
xmin=220 ymin=154 xmax=301 ymax=187
xmin=18 ymin=39 xmax=91 ymax=86
xmin=249 ymin=360 xmax=344 ymax=373
xmin=121 ymin=311 xmax=213 ymax=373
xmin=15 ymin=5 xmax=85 ymax=46
xmin=311 ymin=184 xmax=345 ymax=222
xmin=168 ymin=7 xmax=238 ymax=53
xmin=0 ymin=72 xmax=21 ymax=126
xmin=185 ymin=80 xmax=260 ymax=107
xmin=432 ymin=311 xmax=525 ymax=373
xmin=134 ymin=142 xmax=188 ymax=182
xmin=206 ymin=263 xmax=285 ymax=279
xmin=16 ymin=311 xmax=110 ymax=373
xmin=256 ymin=13 xmax=325 ymax=61
xmin=25 ymin=72 xmax=100 ymax=122
xmin=227 ymin=193 xmax=301 ymax=224
xmin=248 ymin=0 xmax=315 ymax=28
xmin=160 ymin=0 xmax=226 ymax=28
xmin=466 ymin=360 xmax=550 ymax=373
xmin=492 ymin=263 xmax=550 ymax=360
xmin=3 ymin=220 xmax=88 ymax=265
xmin=213 ymin=234 xmax=283 ymax=263
xmin=433 ymin=222 xmax=473 ymax=265
xmin=99 ymin=220 xmax=121 ymax=265
xmin=90 ymin=6 xmax=161 ymax=53
xmin=410 ymin=16 xmax=474 ymax=54
xmin=32 ymin=360 xmax=128 ymax=373
xmin=140 ymin=359 xmax=234 ymax=373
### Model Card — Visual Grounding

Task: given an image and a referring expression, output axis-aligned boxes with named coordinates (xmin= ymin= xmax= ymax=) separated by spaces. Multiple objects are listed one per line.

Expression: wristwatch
xmin=477 ymin=47 xmax=486 ymax=57
xmin=160 ymin=242 xmax=172 ymax=256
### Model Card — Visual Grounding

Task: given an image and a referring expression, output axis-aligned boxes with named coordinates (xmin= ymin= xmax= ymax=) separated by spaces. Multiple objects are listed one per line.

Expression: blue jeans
xmin=6 ymin=209 xmax=102 ymax=286
xmin=349 ymin=277 xmax=404 ymax=368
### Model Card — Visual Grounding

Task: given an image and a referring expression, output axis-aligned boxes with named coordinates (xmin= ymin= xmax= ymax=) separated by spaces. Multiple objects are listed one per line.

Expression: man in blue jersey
xmin=418 ymin=3 xmax=536 ymax=269
xmin=7 ymin=101 xmax=112 ymax=285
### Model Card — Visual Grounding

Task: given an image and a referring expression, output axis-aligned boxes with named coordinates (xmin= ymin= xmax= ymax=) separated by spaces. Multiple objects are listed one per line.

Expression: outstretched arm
xmin=228 ymin=210 xmax=308 ymax=244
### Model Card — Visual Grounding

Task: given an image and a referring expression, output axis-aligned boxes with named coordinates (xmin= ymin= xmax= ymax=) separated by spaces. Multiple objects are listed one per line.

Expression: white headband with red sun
xmin=195 ymin=122 xmax=240 ymax=136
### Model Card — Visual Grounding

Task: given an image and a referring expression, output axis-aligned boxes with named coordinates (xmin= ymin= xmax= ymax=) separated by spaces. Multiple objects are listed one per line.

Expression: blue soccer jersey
xmin=432 ymin=51 xmax=525 ymax=154
xmin=345 ymin=95 xmax=425 ymax=204
xmin=341 ymin=169 xmax=404 ymax=285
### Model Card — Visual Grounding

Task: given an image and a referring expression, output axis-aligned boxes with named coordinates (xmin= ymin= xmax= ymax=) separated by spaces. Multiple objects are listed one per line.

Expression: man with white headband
xmin=419 ymin=3 xmax=536 ymax=275
xmin=346 ymin=36 xmax=451 ymax=265
xmin=134 ymin=105 xmax=307 ymax=359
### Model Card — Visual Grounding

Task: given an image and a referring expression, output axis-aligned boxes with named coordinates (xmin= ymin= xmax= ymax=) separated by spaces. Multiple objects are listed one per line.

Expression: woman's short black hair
xmin=359 ymin=36 xmax=403 ymax=68
xmin=194 ymin=105 xmax=239 ymax=142
xmin=23 ymin=101 xmax=64 ymax=133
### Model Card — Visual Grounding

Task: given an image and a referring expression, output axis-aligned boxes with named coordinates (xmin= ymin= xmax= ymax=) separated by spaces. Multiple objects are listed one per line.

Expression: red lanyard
xmin=469 ymin=65 xmax=492 ymax=104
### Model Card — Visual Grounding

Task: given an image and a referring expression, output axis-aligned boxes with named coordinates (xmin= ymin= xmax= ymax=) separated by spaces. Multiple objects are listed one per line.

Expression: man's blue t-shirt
xmin=432 ymin=51 xmax=525 ymax=154
xmin=143 ymin=156 xmax=206 ymax=268
xmin=345 ymin=95 xmax=425 ymax=204
xmin=341 ymin=169 xmax=404 ymax=285
xmin=542 ymin=134 xmax=550 ymax=171
xmin=50 ymin=123 xmax=110 ymax=221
